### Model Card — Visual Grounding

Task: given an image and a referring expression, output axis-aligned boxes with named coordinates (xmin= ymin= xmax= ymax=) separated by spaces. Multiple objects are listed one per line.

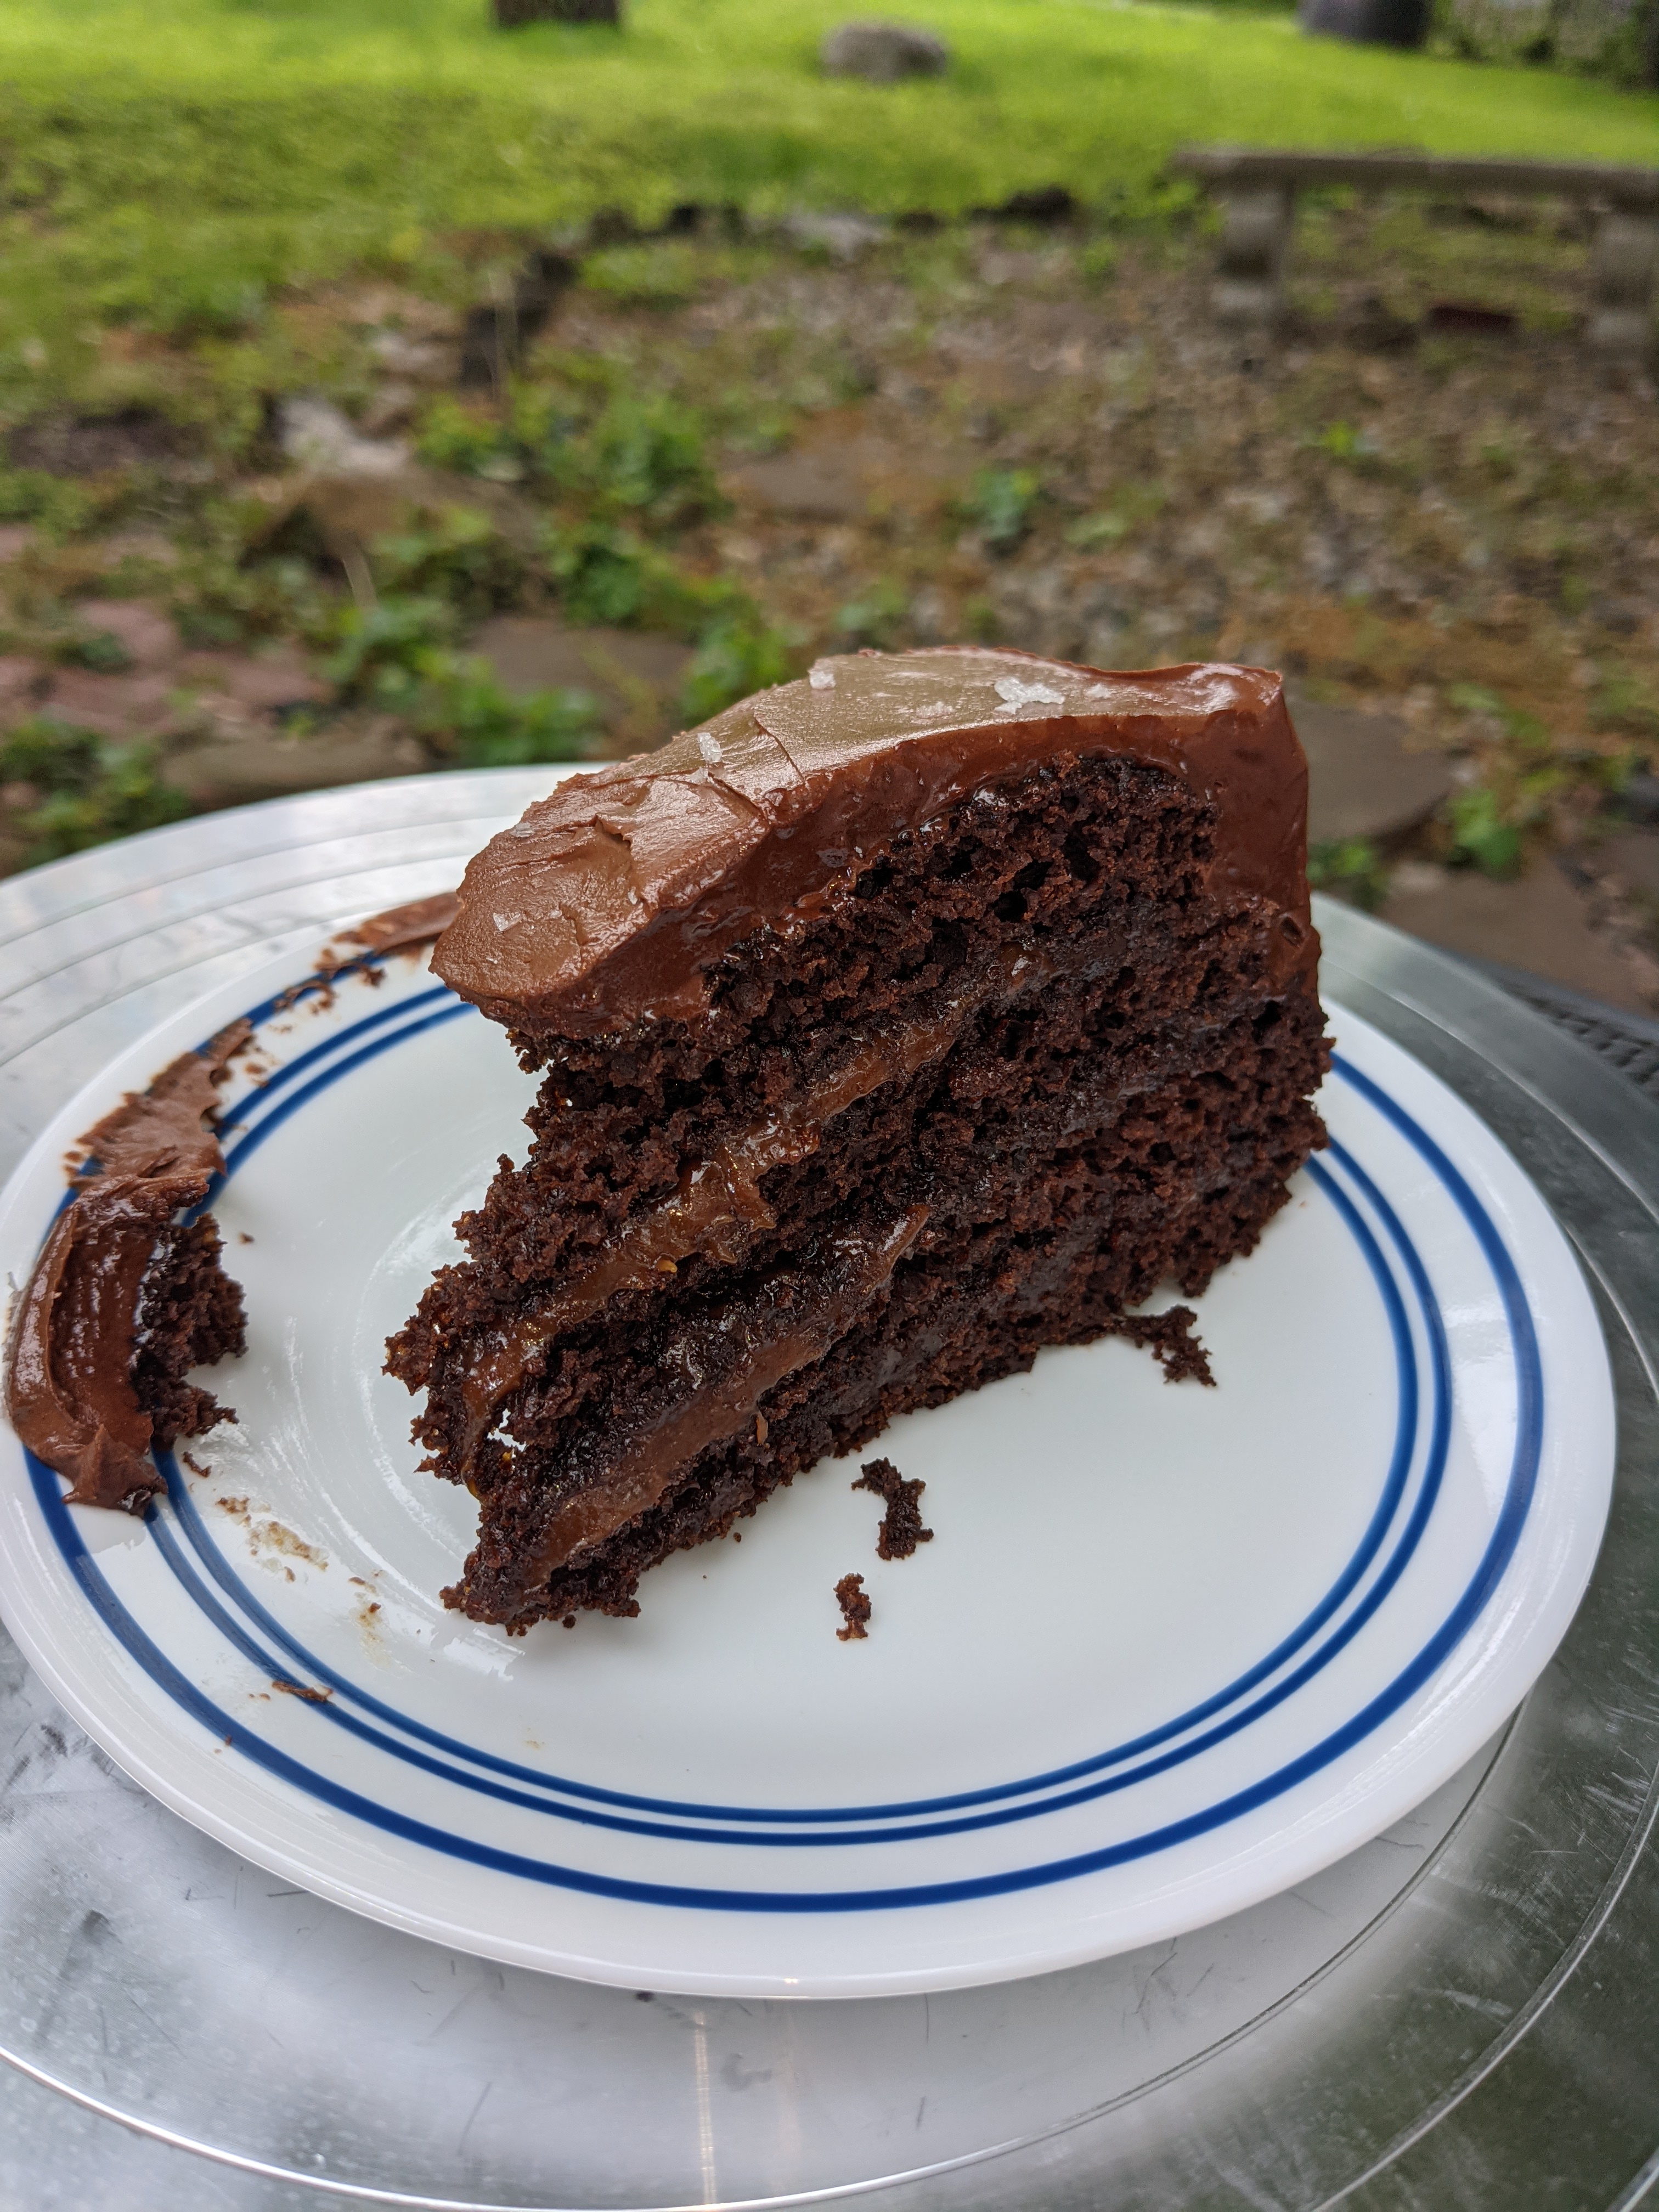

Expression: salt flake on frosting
xmin=994 ymin=677 xmax=1066 ymax=714
xmin=697 ymin=733 xmax=725 ymax=765
xmin=809 ymin=665 xmax=836 ymax=690
xmin=492 ymin=911 xmax=525 ymax=933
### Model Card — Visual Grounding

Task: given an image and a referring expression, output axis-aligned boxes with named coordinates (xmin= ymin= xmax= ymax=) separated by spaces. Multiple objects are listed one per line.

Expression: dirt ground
xmin=1 ymin=195 xmax=1655 ymax=1010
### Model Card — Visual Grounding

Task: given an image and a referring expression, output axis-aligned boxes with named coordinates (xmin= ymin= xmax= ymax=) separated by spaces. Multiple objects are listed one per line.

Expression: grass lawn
xmin=0 ymin=0 xmax=1654 ymax=391
xmin=0 ymin=0 xmax=1653 ymax=999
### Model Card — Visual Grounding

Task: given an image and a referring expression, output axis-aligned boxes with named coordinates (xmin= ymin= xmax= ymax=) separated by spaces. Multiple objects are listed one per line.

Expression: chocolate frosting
xmin=321 ymin=891 xmax=462 ymax=972
xmin=433 ymin=650 xmax=1313 ymax=1038
xmin=4 ymin=1023 xmax=247 ymax=1511
xmin=504 ymin=1208 xmax=928 ymax=1597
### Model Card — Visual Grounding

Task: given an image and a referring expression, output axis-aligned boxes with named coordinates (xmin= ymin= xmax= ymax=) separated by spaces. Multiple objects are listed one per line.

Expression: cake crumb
xmin=835 ymin=1573 xmax=871 ymax=1641
xmin=272 ymin=1678 xmax=332 ymax=1703
xmin=561 ymin=1613 xmax=576 ymax=1629
xmin=1114 ymin=1304 xmax=1214 ymax=1386
xmin=853 ymin=1458 xmax=933 ymax=1559
xmin=180 ymin=1451 xmax=211 ymax=1479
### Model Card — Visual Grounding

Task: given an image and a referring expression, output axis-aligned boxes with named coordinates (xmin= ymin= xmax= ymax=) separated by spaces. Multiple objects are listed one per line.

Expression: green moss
xmin=0 ymin=716 xmax=190 ymax=865
xmin=413 ymin=665 xmax=605 ymax=767
xmin=1307 ymin=835 xmax=1391 ymax=910
xmin=962 ymin=467 xmax=1042 ymax=554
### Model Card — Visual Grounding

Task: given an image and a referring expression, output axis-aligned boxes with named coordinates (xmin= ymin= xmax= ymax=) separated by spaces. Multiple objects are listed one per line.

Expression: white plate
xmin=0 ymin=937 xmax=1616 ymax=1999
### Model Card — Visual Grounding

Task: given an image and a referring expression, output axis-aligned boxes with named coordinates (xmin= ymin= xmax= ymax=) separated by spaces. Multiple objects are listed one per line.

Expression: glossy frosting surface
xmin=433 ymin=650 xmax=1311 ymax=1037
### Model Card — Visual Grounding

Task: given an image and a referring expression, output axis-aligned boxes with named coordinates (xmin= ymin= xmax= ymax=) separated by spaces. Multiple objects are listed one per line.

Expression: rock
xmin=0 ymin=657 xmax=45 ymax=715
xmin=726 ymin=452 xmax=866 ymax=522
xmin=821 ymin=20 xmax=949 ymax=80
xmin=1610 ymin=770 xmax=1659 ymax=827
xmin=781 ymin=211 xmax=891 ymax=262
xmin=94 ymin=530 xmax=180 ymax=569
xmin=1598 ymin=830 xmax=1659 ymax=902
xmin=248 ymin=464 xmax=541 ymax=567
xmin=9 ymin=409 xmax=194 ymax=477
xmin=276 ymin=398 xmax=410 ymax=479
xmin=469 ymin=614 xmax=692 ymax=741
xmin=1289 ymin=693 xmax=1454 ymax=845
xmin=726 ymin=433 xmax=957 ymax=527
xmin=72 ymin=600 xmax=182 ymax=672
xmin=161 ymin=722 xmax=427 ymax=810
xmin=366 ymin=330 xmax=456 ymax=383
xmin=175 ymin=645 xmax=330 ymax=718
xmin=1379 ymin=857 xmax=1651 ymax=1013
xmin=39 ymin=668 xmax=176 ymax=740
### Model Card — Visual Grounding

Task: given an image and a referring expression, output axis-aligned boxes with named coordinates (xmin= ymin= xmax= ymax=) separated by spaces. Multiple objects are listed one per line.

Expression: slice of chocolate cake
xmin=7 ymin=1027 xmax=249 ymax=1512
xmin=387 ymin=649 xmax=1329 ymax=1633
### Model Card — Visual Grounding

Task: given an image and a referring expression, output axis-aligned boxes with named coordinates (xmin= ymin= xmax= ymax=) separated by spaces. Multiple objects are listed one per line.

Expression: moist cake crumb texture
xmin=853 ymin=1457 xmax=934 ymax=1560
xmin=385 ymin=647 xmax=1329 ymax=1633
xmin=836 ymin=1573 xmax=872 ymax=1641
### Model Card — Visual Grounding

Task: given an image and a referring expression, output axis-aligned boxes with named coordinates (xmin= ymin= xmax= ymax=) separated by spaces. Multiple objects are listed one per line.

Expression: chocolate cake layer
xmin=390 ymin=653 xmax=1329 ymax=1632
xmin=5 ymin=1027 xmax=249 ymax=1511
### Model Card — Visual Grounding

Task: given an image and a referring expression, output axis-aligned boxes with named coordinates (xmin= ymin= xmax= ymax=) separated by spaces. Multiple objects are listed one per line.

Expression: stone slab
xmin=160 ymin=726 xmax=427 ymax=809
xmin=1379 ymin=856 xmax=1651 ymax=1013
xmin=1597 ymin=829 xmax=1659 ymax=902
xmin=1290 ymin=691 xmax=1455 ymax=846
xmin=469 ymin=616 xmax=692 ymax=745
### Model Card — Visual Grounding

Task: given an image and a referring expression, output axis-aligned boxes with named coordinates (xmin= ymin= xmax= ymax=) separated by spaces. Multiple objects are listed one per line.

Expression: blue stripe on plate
xmin=149 ymin=1143 xmax=1441 ymax=1844
xmin=156 ymin=985 xmax=1437 ymax=1826
xmin=17 ymin=976 xmax=1541 ymax=1908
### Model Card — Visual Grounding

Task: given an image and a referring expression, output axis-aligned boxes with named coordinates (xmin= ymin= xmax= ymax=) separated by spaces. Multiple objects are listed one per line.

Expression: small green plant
xmin=543 ymin=520 xmax=668 ymax=628
xmin=415 ymin=397 xmax=517 ymax=478
xmin=1078 ymin=238 xmax=1119 ymax=289
xmin=679 ymin=611 xmax=793 ymax=726
xmin=579 ymin=242 xmax=705 ymax=310
xmin=834 ymin=580 xmax=907 ymax=648
xmin=962 ymin=468 xmax=1042 ymax=554
xmin=1065 ymin=482 xmax=1167 ymax=551
xmin=325 ymin=596 xmax=454 ymax=705
xmin=57 ymin=628 xmax=134 ymax=674
xmin=0 ymin=467 xmax=96 ymax=540
xmin=0 ymin=717 xmax=189 ymax=865
xmin=1593 ymin=666 xmax=1659 ymax=744
xmin=1443 ymin=785 xmax=1522 ymax=878
xmin=1313 ymin=420 xmax=1383 ymax=471
xmin=1307 ymin=836 xmax=1390 ymax=911
xmin=371 ymin=505 xmax=526 ymax=620
xmin=413 ymin=665 xmax=604 ymax=768
xmin=565 ymin=393 xmax=721 ymax=528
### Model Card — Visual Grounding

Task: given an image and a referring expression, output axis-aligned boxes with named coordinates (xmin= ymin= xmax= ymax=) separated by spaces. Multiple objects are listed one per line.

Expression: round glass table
xmin=2 ymin=772 xmax=1656 ymax=2212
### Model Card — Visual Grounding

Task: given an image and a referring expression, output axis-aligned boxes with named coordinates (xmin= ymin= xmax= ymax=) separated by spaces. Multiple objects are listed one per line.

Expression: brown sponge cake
xmin=387 ymin=648 xmax=1329 ymax=1633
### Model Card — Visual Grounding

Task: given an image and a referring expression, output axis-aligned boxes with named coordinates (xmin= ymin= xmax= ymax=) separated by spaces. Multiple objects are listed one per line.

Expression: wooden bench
xmin=1169 ymin=147 xmax=1659 ymax=358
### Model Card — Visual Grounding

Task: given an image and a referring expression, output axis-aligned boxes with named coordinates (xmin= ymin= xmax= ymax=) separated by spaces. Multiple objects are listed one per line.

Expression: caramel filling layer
xmin=452 ymin=940 xmax=1063 ymax=1469
xmin=508 ymin=1207 xmax=928 ymax=1594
